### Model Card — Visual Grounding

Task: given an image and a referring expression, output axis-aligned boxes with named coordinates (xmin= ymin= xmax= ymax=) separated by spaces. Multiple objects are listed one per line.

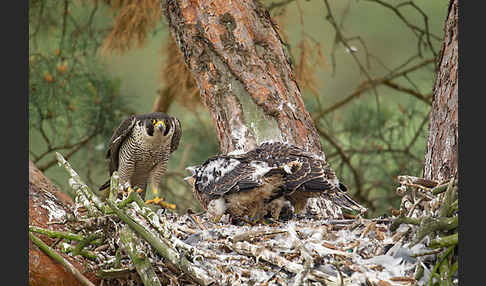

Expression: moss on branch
xmin=105 ymin=195 xmax=215 ymax=286
xmin=29 ymin=232 xmax=96 ymax=286
xmin=119 ymin=225 xmax=162 ymax=286
xmin=29 ymin=225 xmax=85 ymax=242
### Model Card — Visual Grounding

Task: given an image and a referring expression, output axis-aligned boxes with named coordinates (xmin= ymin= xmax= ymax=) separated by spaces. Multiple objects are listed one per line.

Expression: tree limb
xmin=29 ymin=232 xmax=96 ymax=286
xmin=119 ymin=225 xmax=162 ymax=286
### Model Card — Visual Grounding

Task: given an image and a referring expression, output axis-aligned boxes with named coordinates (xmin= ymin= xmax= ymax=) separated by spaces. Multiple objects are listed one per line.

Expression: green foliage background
xmin=29 ymin=0 xmax=448 ymax=217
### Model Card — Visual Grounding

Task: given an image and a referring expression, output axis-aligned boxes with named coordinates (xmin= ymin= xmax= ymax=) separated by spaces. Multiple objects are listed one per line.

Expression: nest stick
xmin=29 ymin=232 xmax=96 ymax=286
xmin=106 ymin=197 xmax=215 ymax=286
xmin=119 ymin=225 xmax=162 ymax=286
xmin=29 ymin=225 xmax=85 ymax=242
xmin=56 ymin=152 xmax=108 ymax=215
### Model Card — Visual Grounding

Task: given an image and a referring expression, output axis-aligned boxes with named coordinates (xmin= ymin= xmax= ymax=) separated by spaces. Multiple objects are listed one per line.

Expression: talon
xmin=145 ymin=197 xmax=176 ymax=210
xmin=210 ymin=213 xmax=223 ymax=224
xmin=256 ymin=218 xmax=271 ymax=225
xmin=260 ymin=220 xmax=269 ymax=226
xmin=241 ymin=216 xmax=264 ymax=226
xmin=194 ymin=215 xmax=207 ymax=230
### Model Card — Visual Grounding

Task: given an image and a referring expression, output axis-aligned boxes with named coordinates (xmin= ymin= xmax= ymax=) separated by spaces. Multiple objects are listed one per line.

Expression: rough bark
xmin=423 ymin=0 xmax=458 ymax=182
xmin=29 ymin=161 xmax=100 ymax=286
xmin=163 ymin=0 xmax=323 ymax=156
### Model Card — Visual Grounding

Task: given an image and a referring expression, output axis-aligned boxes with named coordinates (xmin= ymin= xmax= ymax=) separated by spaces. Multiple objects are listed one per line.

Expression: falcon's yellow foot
xmin=129 ymin=187 xmax=144 ymax=195
xmin=293 ymin=200 xmax=306 ymax=214
xmin=241 ymin=216 xmax=267 ymax=226
xmin=145 ymin=197 xmax=177 ymax=210
xmin=261 ymin=217 xmax=274 ymax=225
xmin=209 ymin=213 xmax=223 ymax=224
xmin=263 ymin=216 xmax=278 ymax=225
xmin=189 ymin=213 xmax=207 ymax=230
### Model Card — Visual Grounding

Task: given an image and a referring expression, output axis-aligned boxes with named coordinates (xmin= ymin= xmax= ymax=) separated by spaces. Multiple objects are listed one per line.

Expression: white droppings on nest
xmin=308 ymin=242 xmax=351 ymax=257
xmin=151 ymin=213 xmax=429 ymax=285
xmin=60 ymin=242 xmax=72 ymax=253
xmin=57 ymin=152 xmax=455 ymax=286
xmin=40 ymin=198 xmax=67 ymax=222
xmin=68 ymin=177 xmax=80 ymax=190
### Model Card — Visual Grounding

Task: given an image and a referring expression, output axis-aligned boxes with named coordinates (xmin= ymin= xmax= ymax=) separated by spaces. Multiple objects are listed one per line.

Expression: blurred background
xmin=29 ymin=0 xmax=448 ymax=217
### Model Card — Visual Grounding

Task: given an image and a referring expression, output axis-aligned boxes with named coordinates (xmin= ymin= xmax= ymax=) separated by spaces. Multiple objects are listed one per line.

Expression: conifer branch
xmin=29 ymin=232 xmax=96 ymax=286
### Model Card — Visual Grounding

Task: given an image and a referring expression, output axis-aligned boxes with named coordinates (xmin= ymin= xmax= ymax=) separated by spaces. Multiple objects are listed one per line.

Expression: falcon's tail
xmin=99 ymin=179 xmax=110 ymax=191
xmin=331 ymin=191 xmax=368 ymax=214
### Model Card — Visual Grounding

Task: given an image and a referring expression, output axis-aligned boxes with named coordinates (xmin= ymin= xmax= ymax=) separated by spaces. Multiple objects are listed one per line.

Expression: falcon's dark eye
xmin=145 ymin=120 xmax=155 ymax=136
xmin=163 ymin=120 xmax=171 ymax=136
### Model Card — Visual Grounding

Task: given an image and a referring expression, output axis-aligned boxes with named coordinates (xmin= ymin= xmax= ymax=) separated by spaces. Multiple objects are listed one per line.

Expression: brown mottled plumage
xmin=100 ymin=112 xmax=181 ymax=208
xmin=185 ymin=142 xmax=366 ymax=223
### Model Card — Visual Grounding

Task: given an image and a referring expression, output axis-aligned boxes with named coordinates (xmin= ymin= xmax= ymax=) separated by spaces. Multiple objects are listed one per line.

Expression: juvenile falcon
xmin=185 ymin=141 xmax=366 ymax=223
xmin=99 ymin=112 xmax=182 ymax=209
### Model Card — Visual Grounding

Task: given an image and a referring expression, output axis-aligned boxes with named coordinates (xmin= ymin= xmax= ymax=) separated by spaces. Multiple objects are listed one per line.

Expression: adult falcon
xmin=185 ymin=141 xmax=366 ymax=223
xmin=99 ymin=112 xmax=182 ymax=209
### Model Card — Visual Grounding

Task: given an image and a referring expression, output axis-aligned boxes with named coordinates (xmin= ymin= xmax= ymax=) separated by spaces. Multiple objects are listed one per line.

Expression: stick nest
xmin=31 ymin=154 xmax=458 ymax=286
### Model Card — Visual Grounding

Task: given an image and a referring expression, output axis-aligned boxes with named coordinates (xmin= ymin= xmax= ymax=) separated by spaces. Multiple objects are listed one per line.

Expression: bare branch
xmin=29 ymin=232 xmax=96 ymax=286
xmin=382 ymin=80 xmax=432 ymax=105
xmin=313 ymin=58 xmax=435 ymax=119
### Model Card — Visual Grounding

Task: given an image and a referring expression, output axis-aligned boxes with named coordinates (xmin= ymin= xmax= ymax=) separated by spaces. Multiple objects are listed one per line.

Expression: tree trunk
xmin=29 ymin=161 xmax=100 ymax=286
xmin=423 ymin=0 xmax=458 ymax=182
xmin=163 ymin=0 xmax=323 ymax=156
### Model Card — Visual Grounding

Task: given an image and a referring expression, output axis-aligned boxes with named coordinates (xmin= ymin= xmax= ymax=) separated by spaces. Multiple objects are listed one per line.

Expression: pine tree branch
xmin=312 ymin=58 xmax=435 ymax=119
xmin=429 ymin=233 xmax=458 ymax=249
xmin=119 ymin=225 xmax=162 ymax=286
xmin=56 ymin=152 xmax=109 ymax=216
xmin=105 ymin=196 xmax=215 ymax=286
xmin=382 ymin=80 xmax=432 ymax=105
xmin=29 ymin=225 xmax=85 ymax=242
xmin=29 ymin=232 xmax=96 ymax=286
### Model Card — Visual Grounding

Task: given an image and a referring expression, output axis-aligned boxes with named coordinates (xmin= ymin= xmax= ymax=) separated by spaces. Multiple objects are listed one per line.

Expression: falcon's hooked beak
xmin=153 ymin=119 xmax=165 ymax=132
xmin=184 ymin=176 xmax=195 ymax=186
xmin=185 ymin=165 xmax=197 ymax=175
xmin=184 ymin=166 xmax=197 ymax=187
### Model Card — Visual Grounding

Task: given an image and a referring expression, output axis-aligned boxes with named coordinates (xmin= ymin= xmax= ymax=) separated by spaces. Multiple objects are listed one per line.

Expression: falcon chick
xmin=185 ymin=142 xmax=366 ymax=223
xmin=99 ymin=112 xmax=182 ymax=209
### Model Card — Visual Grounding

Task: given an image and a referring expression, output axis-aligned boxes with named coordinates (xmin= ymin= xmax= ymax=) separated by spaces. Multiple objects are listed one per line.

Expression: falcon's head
xmin=183 ymin=166 xmax=197 ymax=189
xmin=140 ymin=117 xmax=167 ymax=137
xmin=136 ymin=113 xmax=181 ymax=151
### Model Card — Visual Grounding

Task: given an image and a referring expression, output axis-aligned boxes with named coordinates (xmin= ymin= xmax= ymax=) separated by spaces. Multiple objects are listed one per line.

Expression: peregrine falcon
xmin=99 ymin=112 xmax=182 ymax=209
xmin=185 ymin=141 xmax=366 ymax=223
